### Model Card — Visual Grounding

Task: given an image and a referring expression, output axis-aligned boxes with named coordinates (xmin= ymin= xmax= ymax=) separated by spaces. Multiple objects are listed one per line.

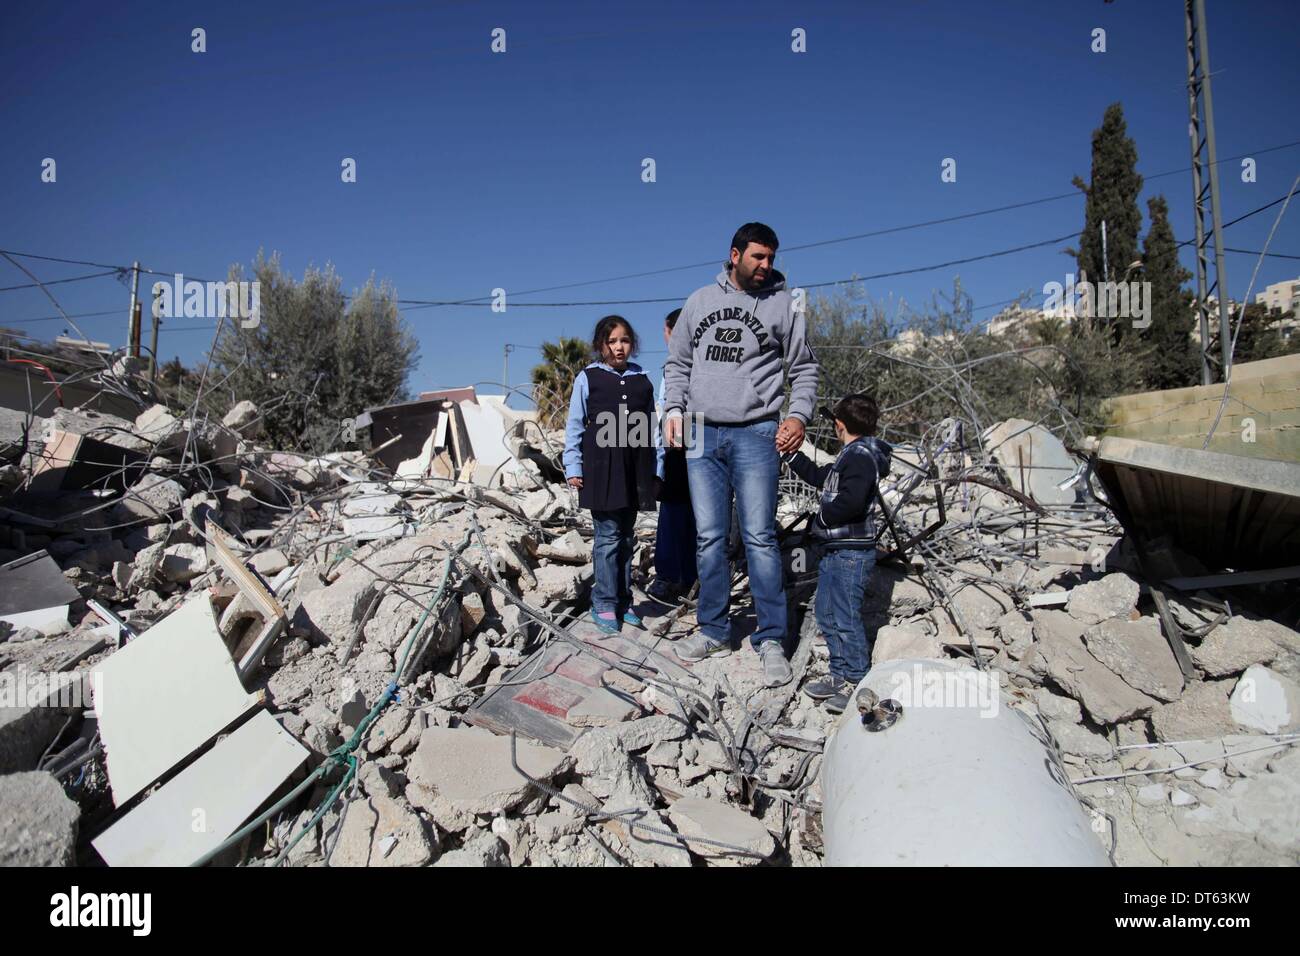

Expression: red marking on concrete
xmin=513 ymin=683 xmax=583 ymax=717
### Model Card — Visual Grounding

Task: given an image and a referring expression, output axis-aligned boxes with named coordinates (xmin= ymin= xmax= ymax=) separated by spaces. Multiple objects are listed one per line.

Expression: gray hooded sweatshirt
xmin=662 ymin=269 xmax=819 ymax=425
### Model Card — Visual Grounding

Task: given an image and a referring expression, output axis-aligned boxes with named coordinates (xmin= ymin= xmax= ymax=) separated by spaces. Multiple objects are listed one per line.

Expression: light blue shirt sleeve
xmin=655 ymin=373 xmax=665 ymax=480
xmin=562 ymin=370 xmax=589 ymax=479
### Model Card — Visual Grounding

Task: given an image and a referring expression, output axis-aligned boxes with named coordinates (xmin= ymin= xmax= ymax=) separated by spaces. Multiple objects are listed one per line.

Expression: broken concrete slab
xmin=1150 ymin=679 xmax=1236 ymax=742
xmin=160 ymin=543 xmax=207 ymax=583
xmin=607 ymin=801 xmax=692 ymax=867
xmin=614 ymin=714 xmax=688 ymax=752
xmin=114 ymin=474 xmax=186 ymax=523
xmin=93 ymin=710 xmax=307 ymax=866
xmin=1193 ymin=618 xmax=1283 ymax=678
xmin=91 ymin=592 xmax=261 ymax=805
xmin=527 ymin=564 xmax=587 ymax=603
xmin=1065 ymin=572 xmax=1140 ymax=626
xmin=564 ymin=688 xmax=642 ymax=728
xmin=1084 ymin=616 xmax=1185 ymax=702
xmin=1048 ymin=718 xmax=1112 ymax=758
xmin=1229 ymin=665 xmax=1300 ymax=734
xmin=665 ymin=796 xmax=776 ymax=865
xmin=0 ymin=771 xmax=80 ymax=866
xmin=871 ymin=623 xmax=943 ymax=664
xmin=1030 ymin=611 xmax=1156 ymax=725
xmin=295 ymin=564 xmax=378 ymax=645
xmin=406 ymin=725 xmax=572 ymax=815
xmin=0 ymin=670 xmax=89 ymax=774
xmin=982 ymin=418 xmax=1079 ymax=505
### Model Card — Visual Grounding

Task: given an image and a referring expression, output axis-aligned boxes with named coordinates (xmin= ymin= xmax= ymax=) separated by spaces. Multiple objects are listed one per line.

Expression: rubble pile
xmin=1 ymin=396 xmax=1297 ymax=868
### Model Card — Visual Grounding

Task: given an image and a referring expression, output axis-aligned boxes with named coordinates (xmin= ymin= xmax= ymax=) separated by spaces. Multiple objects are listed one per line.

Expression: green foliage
xmin=207 ymin=253 xmax=419 ymax=451
xmin=804 ymin=280 xmax=1145 ymax=450
xmin=1232 ymin=303 xmax=1300 ymax=364
xmin=1069 ymin=103 xmax=1144 ymax=299
xmin=1139 ymin=195 xmax=1199 ymax=390
xmin=530 ymin=336 xmax=590 ymax=430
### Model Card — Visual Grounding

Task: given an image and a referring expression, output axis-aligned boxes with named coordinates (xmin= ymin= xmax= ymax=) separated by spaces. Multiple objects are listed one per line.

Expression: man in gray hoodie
xmin=662 ymin=222 xmax=819 ymax=686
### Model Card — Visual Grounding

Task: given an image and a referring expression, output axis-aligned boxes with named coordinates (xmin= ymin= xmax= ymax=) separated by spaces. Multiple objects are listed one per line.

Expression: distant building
xmin=55 ymin=335 xmax=113 ymax=355
xmin=986 ymin=301 xmax=1076 ymax=338
xmin=1255 ymin=277 xmax=1300 ymax=317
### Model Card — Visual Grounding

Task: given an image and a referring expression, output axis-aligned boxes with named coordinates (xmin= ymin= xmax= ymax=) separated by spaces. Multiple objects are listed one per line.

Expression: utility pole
xmin=149 ymin=285 xmax=162 ymax=382
xmin=503 ymin=343 xmax=514 ymax=390
xmin=1185 ymin=0 xmax=1232 ymax=385
xmin=126 ymin=261 xmax=141 ymax=357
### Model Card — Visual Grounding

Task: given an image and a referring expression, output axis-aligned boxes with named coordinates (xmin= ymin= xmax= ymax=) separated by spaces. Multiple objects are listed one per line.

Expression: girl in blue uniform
xmin=563 ymin=315 xmax=658 ymax=634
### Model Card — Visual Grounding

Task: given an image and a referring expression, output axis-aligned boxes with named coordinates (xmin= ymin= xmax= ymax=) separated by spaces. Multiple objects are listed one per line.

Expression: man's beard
xmin=734 ymin=261 xmax=765 ymax=290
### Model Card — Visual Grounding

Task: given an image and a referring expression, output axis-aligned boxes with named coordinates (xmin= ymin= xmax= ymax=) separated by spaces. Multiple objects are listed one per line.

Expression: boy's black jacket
xmin=784 ymin=436 xmax=893 ymax=548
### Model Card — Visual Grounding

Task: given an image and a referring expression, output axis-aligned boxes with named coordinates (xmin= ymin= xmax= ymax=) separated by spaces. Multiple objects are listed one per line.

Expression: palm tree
xmin=530 ymin=336 xmax=591 ymax=430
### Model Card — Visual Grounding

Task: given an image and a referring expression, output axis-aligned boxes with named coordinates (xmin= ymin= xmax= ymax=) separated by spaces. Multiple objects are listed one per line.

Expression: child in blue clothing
xmin=563 ymin=315 xmax=658 ymax=634
xmin=782 ymin=394 xmax=892 ymax=713
xmin=649 ymin=308 xmax=697 ymax=604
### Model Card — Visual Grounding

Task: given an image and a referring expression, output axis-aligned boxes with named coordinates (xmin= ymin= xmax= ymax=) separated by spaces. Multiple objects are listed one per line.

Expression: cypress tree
xmin=1069 ymin=103 xmax=1143 ymax=334
xmin=1140 ymin=195 xmax=1199 ymax=390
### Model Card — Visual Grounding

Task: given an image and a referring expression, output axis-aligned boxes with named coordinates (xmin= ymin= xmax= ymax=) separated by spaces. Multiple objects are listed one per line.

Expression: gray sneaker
xmin=803 ymin=675 xmax=851 ymax=701
xmin=758 ymin=642 xmax=793 ymax=687
xmin=675 ymin=633 xmax=732 ymax=663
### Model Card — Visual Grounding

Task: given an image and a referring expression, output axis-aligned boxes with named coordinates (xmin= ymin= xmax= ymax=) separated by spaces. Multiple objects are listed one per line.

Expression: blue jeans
xmin=591 ymin=508 xmax=636 ymax=615
xmin=686 ymin=420 xmax=786 ymax=648
xmin=815 ymin=546 xmax=877 ymax=684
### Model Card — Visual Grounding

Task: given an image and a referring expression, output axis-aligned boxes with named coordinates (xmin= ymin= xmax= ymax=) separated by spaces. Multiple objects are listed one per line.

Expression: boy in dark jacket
xmin=782 ymin=394 xmax=892 ymax=713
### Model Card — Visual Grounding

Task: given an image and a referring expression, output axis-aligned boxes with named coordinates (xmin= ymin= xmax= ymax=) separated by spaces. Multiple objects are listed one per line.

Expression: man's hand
xmin=567 ymin=476 xmax=583 ymax=490
xmin=775 ymin=417 xmax=805 ymax=453
xmin=664 ymin=415 xmax=683 ymax=449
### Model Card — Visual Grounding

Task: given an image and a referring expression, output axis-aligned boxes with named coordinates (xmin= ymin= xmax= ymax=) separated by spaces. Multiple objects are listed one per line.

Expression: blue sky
xmin=2 ymin=0 xmax=1297 ymax=405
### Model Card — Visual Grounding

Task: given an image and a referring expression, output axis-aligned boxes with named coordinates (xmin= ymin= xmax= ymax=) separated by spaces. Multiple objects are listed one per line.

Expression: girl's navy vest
xmin=578 ymin=365 xmax=657 ymax=512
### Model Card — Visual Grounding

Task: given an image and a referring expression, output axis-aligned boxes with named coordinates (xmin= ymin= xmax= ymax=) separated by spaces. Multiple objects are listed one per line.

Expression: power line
xmin=2 ymin=145 xmax=1296 ymax=317
xmin=1225 ymin=248 xmax=1300 ymax=261
xmin=413 ymin=139 xmax=1300 ymax=303
xmin=0 ymin=269 xmax=123 ymax=293
xmin=0 ymin=308 xmax=122 ymax=325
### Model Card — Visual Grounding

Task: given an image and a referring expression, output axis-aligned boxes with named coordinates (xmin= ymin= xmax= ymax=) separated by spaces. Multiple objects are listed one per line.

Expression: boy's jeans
xmin=815 ymin=546 xmax=877 ymax=684
xmin=591 ymin=508 xmax=636 ymax=615
xmin=686 ymin=420 xmax=786 ymax=649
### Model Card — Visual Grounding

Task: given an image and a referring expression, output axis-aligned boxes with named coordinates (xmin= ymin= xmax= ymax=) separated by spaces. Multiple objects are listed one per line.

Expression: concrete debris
xmin=1229 ymin=665 xmax=1300 ymax=734
xmin=1150 ymin=680 xmax=1236 ymax=742
xmin=1192 ymin=617 xmax=1283 ymax=678
xmin=0 ymin=771 xmax=80 ymax=866
xmin=406 ymin=726 xmax=572 ymax=815
xmin=1027 ymin=610 xmax=1157 ymax=725
xmin=1064 ymin=572 xmax=1140 ymax=626
xmin=1082 ymin=617 xmax=1184 ymax=702
xmin=981 ymin=418 xmax=1080 ymax=506
xmin=2 ymin=387 xmax=1295 ymax=871
xmin=665 ymin=797 xmax=776 ymax=865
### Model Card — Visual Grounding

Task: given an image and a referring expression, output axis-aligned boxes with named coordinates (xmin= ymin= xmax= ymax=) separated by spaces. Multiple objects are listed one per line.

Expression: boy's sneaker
xmin=803 ymin=675 xmax=851 ymax=701
xmin=674 ymin=633 xmax=731 ymax=662
xmin=758 ymin=642 xmax=793 ymax=687
xmin=824 ymin=686 xmax=852 ymax=715
xmin=622 ymin=611 xmax=644 ymax=628
xmin=589 ymin=610 xmax=620 ymax=635
xmin=646 ymin=580 xmax=679 ymax=604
